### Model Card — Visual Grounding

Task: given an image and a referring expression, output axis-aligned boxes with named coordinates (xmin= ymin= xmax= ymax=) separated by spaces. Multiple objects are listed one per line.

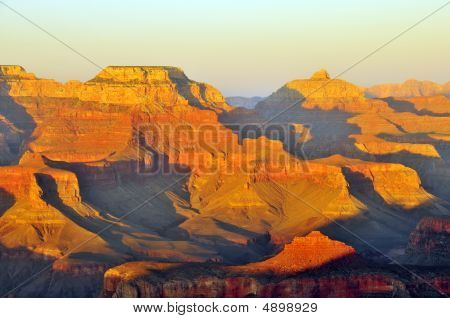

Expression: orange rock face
xmin=256 ymin=69 xmax=385 ymax=114
xmin=0 ymin=153 xmax=112 ymax=258
xmin=232 ymin=231 xmax=355 ymax=274
xmin=343 ymin=162 xmax=432 ymax=209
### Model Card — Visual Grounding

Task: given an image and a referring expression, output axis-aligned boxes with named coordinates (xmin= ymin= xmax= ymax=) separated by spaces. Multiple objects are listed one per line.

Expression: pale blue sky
xmin=1 ymin=0 xmax=449 ymax=96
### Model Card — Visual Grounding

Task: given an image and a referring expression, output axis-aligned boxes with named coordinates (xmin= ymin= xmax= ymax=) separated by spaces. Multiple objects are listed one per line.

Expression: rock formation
xmin=256 ymin=69 xmax=378 ymax=114
xmin=101 ymin=232 xmax=448 ymax=298
xmin=383 ymin=95 xmax=450 ymax=115
xmin=0 ymin=65 xmax=449 ymax=297
xmin=232 ymin=231 xmax=355 ymax=274
xmin=405 ymin=217 xmax=450 ymax=265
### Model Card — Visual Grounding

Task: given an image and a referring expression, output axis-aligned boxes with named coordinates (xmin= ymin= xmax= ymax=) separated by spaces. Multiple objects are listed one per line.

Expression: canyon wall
xmin=405 ymin=217 xmax=450 ymax=265
xmin=102 ymin=232 xmax=448 ymax=298
xmin=0 ymin=65 xmax=449 ymax=297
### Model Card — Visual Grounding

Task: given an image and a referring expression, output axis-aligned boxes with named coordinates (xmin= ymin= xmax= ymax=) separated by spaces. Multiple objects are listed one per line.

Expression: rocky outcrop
xmin=233 ymin=231 xmax=355 ymax=274
xmin=405 ymin=217 xmax=450 ymax=265
xmin=343 ymin=162 xmax=432 ymax=209
xmin=286 ymin=69 xmax=365 ymax=101
xmin=255 ymin=69 xmax=390 ymax=114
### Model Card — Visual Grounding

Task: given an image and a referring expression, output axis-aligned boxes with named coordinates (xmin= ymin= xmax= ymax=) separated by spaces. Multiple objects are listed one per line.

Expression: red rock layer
xmin=103 ymin=271 xmax=407 ymax=298
xmin=102 ymin=259 xmax=449 ymax=297
xmin=405 ymin=216 xmax=450 ymax=265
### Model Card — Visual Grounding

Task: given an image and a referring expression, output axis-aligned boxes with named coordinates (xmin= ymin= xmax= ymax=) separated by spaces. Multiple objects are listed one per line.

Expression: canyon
xmin=0 ymin=65 xmax=449 ymax=297
xmin=101 ymin=231 xmax=448 ymax=298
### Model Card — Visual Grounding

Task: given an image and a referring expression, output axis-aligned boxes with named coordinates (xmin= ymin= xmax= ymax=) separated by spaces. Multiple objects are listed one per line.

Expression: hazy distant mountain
xmin=226 ymin=96 xmax=265 ymax=108
xmin=365 ymin=79 xmax=450 ymax=98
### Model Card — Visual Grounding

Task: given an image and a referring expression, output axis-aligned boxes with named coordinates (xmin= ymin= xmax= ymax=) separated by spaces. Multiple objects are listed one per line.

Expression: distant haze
xmin=226 ymin=96 xmax=265 ymax=108
xmin=1 ymin=0 xmax=449 ymax=96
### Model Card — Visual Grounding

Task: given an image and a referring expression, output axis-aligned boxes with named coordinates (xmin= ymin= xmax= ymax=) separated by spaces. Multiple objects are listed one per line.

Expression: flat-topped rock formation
xmin=255 ymin=69 xmax=389 ymax=113
xmin=282 ymin=69 xmax=365 ymax=100
xmin=343 ymin=162 xmax=432 ymax=209
xmin=0 ymin=65 xmax=232 ymax=111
